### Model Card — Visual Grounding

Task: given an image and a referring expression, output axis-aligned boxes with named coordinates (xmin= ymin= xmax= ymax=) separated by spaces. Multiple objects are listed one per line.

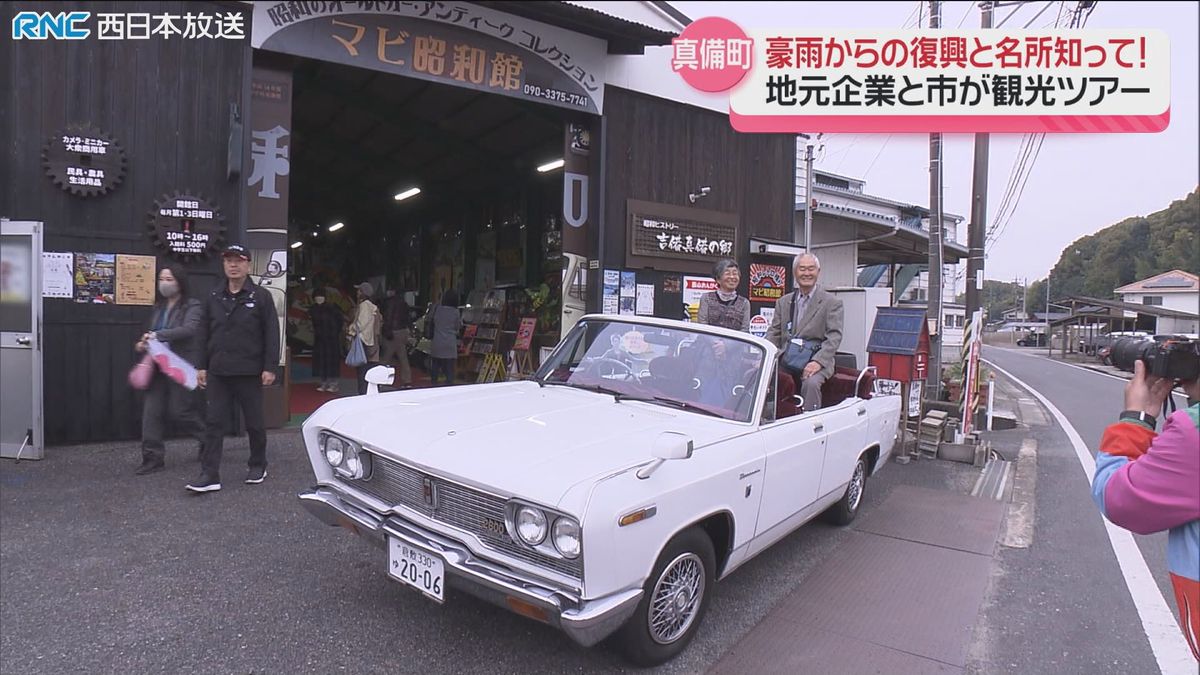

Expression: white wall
xmin=811 ymin=222 xmax=858 ymax=288
xmin=1118 ymin=291 xmax=1200 ymax=315
xmin=1158 ymin=316 xmax=1200 ymax=335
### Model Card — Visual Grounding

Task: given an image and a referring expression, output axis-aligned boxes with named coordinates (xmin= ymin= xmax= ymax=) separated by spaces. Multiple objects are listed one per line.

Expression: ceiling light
xmin=537 ymin=159 xmax=564 ymax=173
xmin=290 ymin=241 xmax=303 ymax=249
xmin=328 ymin=222 xmax=345 ymax=232
xmin=300 ymin=276 xmax=307 ymax=281
xmin=394 ymin=187 xmax=421 ymax=201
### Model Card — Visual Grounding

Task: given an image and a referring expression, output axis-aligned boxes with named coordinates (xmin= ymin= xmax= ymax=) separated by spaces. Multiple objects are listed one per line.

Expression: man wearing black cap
xmin=187 ymin=244 xmax=280 ymax=493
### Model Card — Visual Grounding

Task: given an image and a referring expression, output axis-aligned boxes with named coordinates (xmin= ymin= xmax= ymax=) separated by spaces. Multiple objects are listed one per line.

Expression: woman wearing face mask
xmin=697 ymin=258 xmax=751 ymax=332
xmin=133 ymin=263 xmax=205 ymax=475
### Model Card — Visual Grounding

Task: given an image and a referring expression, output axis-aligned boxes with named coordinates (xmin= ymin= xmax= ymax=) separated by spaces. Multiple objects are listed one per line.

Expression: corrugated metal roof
xmin=471 ymin=1 xmax=678 ymax=54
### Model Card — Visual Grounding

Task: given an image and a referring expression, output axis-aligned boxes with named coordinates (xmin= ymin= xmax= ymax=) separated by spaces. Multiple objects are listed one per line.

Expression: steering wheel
xmin=584 ymin=357 xmax=643 ymax=383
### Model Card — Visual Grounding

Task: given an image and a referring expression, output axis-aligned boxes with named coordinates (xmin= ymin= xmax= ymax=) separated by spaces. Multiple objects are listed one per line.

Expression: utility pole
xmin=965 ymin=1 xmax=992 ymax=325
xmin=925 ymin=0 xmax=944 ymax=399
xmin=803 ymin=140 xmax=815 ymax=251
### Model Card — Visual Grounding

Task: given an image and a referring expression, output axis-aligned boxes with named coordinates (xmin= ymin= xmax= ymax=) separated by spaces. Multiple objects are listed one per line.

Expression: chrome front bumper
xmin=299 ymin=486 xmax=642 ymax=647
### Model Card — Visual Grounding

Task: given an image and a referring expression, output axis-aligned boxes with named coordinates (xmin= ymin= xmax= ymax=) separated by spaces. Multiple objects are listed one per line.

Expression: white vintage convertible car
xmin=299 ymin=315 xmax=900 ymax=665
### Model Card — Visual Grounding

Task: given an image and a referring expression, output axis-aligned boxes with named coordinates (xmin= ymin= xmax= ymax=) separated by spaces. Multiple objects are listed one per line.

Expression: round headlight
xmin=552 ymin=517 xmax=581 ymax=559
xmin=323 ymin=436 xmax=345 ymax=467
xmin=343 ymin=453 xmax=361 ymax=477
xmin=515 ymin=506 xmax=547 ymax=545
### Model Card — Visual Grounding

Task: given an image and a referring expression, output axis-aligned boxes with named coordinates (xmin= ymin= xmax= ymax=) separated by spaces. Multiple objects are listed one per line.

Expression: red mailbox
xmin=867 ymin=307 xmax=931 ymax=384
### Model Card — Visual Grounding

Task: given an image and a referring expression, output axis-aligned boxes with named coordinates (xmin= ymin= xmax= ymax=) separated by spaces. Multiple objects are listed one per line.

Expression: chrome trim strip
xmin=299 ymin=486 xmax=640 ymax=647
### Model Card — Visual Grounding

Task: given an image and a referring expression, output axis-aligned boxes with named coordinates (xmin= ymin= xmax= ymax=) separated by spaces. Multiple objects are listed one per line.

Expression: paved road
xmin=1 ymin=426 xmax=979 ymax=674
xmin=970 ymin=346 xmax=1190 ymax=674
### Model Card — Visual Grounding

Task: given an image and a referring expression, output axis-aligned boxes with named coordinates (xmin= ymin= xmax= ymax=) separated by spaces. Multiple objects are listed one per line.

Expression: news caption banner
xmin=671 ymin=17 xmax=1170 ymax=133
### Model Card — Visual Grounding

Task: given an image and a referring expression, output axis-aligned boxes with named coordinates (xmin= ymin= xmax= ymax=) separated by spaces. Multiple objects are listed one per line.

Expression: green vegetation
xmin=1029 ymin=188 xmax=1198 ymax=310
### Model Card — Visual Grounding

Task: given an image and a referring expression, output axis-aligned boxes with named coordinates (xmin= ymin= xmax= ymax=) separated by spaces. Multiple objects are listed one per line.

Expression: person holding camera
xmin=1092 ymin=350 xmax=1200 ymax=660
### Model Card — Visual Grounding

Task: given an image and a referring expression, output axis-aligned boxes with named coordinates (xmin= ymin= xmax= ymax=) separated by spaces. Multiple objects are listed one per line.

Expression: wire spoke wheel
xmin=648 ymin=553 xmax=705 ymax=645
xmin=848 ymin=460 xmax=866 ymax=512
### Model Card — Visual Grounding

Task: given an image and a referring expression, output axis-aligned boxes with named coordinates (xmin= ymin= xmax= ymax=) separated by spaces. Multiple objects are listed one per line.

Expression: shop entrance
xmin=282 ymin=58 xmax=581 ymax=415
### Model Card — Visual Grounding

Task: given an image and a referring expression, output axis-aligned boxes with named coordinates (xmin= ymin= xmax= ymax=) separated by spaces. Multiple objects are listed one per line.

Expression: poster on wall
xmin=636 ymin=284 xmax=655 ymax=316
xmin=682 ymin=276 xmax=718 ymax=321
xmin=619 ymin=297 xmax=635 ymax=315
xmin=749 ymin=264 xmax=787 ymax=303
xmin=73 ymin=253 xmax=116 ymax=304
xmin=620 ymin=272 xmax=636 ymax=298
xmin=662 ymin=275 xmax=682 ymax=293
xmin=41 ymin=252 xmax=74 ymax=299
xmin=115 ymin=254 xmax=156 ymax=306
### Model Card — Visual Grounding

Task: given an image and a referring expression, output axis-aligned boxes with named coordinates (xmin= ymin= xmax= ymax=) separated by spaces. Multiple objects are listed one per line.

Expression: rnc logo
xmin=12 ymin=11 xmax=92 ymax=40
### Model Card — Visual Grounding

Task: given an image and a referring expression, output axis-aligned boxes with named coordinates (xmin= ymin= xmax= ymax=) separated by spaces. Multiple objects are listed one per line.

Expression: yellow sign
xmin=116 ymin=254 xmax=156 ymax=306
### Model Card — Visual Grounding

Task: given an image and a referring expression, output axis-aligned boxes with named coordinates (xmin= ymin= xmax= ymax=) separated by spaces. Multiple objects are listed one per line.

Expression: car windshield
xmin=536 ymin=319 xmax=766 ymax=423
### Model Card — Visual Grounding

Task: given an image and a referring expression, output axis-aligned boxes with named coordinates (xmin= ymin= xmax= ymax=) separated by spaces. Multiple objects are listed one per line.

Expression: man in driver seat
xmin=765 ymin=253 xmax=844 ymax=412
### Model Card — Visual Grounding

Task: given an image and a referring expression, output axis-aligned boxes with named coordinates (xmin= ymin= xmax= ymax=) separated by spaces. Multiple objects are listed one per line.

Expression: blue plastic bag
xmin=345 ymin=335 xmax=367 ymax=367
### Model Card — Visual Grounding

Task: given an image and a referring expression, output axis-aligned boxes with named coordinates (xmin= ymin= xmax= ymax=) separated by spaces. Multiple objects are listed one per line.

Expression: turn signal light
xmin=506 ymin=597 xmax=549 ymax=623
xmin=618 ymin=507 xmax=657 ymax=527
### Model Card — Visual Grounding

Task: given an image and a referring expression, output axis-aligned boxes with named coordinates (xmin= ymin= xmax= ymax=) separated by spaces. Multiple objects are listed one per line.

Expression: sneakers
xmin=316 ymin=383 xmax=328 ymax=392
xmin=185 ymin=476 xmax=221 ymax=493
xmin=245 ymin=467 xmax=267 ymax=484
xmin=328 ymin=382 xmax=340 ymax=394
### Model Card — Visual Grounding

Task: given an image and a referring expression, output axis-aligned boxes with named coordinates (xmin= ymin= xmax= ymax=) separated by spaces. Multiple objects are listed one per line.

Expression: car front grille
xmin=347 ymin=451 xmax=583 ymax=580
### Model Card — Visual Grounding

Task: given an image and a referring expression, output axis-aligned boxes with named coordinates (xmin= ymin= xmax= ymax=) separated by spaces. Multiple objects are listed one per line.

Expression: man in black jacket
xmin=188 ymin=244 xmax=280 ymax=493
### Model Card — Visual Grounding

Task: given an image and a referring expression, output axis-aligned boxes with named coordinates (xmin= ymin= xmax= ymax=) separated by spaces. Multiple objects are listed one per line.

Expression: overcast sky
xmin=673 ymin=1 xmax=1199 ymax=284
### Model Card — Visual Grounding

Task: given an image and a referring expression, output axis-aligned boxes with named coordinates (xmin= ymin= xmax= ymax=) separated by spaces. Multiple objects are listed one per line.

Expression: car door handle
xmin=15 ymin=336 xmax=31 ymax=345
xmin=857 ymin=408 xmax=867 ymax=416
xmin=813 ymin=424 xmax=824 ymax=433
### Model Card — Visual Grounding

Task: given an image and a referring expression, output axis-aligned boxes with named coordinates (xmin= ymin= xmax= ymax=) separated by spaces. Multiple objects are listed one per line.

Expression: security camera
xmin=688 ymin=186 xmax=712 ymax=204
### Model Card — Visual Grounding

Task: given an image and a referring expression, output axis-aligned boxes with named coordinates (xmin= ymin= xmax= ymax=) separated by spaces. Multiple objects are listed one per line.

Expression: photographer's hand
xmin=1124 ymin=360 xmax=1175 ymax=418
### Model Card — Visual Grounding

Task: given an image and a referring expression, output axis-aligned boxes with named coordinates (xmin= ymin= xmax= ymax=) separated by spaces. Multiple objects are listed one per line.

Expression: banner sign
xmin=252 ymin=2 xmax=606 ymax=113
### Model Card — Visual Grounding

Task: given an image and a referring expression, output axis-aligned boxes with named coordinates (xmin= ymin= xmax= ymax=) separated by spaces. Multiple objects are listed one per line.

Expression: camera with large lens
xmin=1110 ymin=337 xmax=1200 ymax=380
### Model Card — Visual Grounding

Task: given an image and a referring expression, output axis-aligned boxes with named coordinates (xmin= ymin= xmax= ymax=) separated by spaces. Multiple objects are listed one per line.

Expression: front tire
xmin=823 ymin=455 xmax=868 ymax=525
xmin=616 ymin=527 xmax=716 ymax=667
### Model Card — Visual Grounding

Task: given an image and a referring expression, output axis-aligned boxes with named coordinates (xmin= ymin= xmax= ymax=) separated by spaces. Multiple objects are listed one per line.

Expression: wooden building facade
xmin=2 ymin=2 xmax=796 ymax=445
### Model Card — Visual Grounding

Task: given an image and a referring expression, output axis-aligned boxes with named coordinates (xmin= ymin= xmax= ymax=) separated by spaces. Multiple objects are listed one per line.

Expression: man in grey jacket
xmin=765 ymin=253 xmax=844 ymax=411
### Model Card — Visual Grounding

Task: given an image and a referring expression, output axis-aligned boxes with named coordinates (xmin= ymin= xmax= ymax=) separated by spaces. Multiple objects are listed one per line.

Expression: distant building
xmin=1114 ymin=270 xmax=1200 ymax=316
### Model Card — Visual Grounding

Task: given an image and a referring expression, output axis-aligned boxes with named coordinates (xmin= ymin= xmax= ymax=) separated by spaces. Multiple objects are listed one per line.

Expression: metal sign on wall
xmin=749 ymin=263 xmax=787 ymax=303
xmin=147 ymin=192 xmax=226 ymax=260
xmin=42 ymin=125 xmax=127 ymax=197
xmin=250 ymin=2 xmax=607 ymax=114
xmin=626 ymin=199 xmax=739 ymax=275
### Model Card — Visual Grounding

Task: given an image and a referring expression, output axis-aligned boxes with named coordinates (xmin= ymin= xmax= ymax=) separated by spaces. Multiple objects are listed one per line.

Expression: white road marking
xmin=985 ymin=360 xmax=1196 ymax=674
xmin=985 ymin=347 xmax=1188 ymax=403
xmin=1001 ymin=439 xmax=1037 ymax=549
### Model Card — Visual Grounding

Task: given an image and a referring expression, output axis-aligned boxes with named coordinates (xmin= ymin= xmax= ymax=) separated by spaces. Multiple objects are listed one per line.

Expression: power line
xmin=862 ymin=135 xmax=893 ymax=179
xmin=987 ymin=133 xmax=1033 ymax=240
xmin=955 ymin=2 xmax=974 ymax=28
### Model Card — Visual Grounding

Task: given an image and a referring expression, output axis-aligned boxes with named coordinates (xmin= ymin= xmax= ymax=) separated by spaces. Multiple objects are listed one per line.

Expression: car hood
xmin=321 ymin=381 xmax=746 ymax=509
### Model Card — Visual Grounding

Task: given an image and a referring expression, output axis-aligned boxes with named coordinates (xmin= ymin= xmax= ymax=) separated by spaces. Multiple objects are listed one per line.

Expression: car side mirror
xmin=637 ymin=432 xmax=694 ymax=479
xmin=365 ymin=365 xmax=394 ymax=395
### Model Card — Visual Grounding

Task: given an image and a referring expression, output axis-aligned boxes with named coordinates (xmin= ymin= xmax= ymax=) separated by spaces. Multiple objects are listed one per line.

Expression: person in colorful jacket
xmin=1092 ymin=358 xmax=1200 ymax=661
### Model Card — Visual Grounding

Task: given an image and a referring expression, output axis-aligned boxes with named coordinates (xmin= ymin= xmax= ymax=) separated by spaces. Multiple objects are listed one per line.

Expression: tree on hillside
xmin=1027 ymin=189 xmax=1199 ymax=306
xmin=958 ymin=280 xmax=1026 ymax=321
